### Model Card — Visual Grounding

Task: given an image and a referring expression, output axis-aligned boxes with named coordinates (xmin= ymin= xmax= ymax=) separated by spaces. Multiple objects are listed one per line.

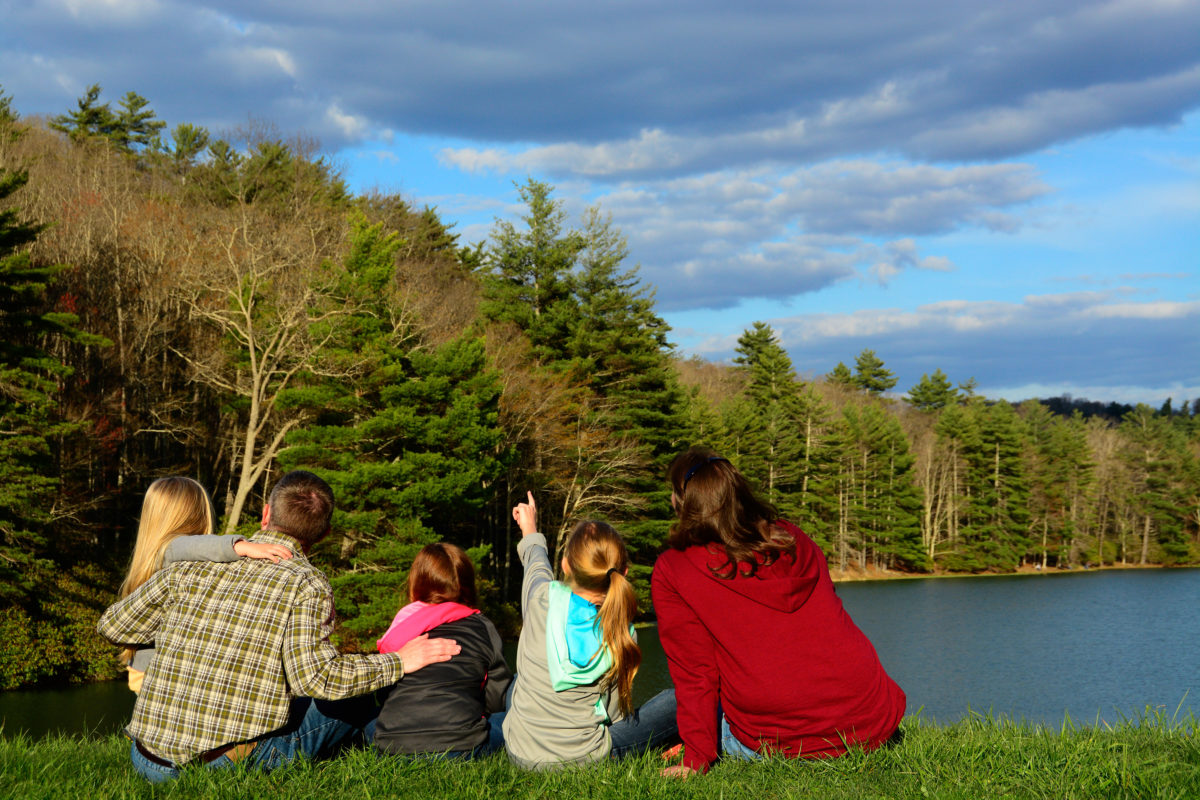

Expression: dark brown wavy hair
xmin=666 ymin=446 xmax=795 ymax=578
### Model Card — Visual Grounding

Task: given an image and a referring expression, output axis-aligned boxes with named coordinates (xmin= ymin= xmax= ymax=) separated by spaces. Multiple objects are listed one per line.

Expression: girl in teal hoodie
xmin=502 ymin=492 xmax=677 ymax=770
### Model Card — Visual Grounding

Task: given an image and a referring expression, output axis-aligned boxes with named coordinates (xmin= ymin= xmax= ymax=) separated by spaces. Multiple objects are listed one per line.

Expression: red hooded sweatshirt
xmin=651 ymin=520 xmax=905 ymax=773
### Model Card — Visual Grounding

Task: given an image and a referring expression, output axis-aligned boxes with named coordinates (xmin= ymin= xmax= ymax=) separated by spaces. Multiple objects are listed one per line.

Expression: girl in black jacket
xmin=373 ymin=543 xmax=512 ymax=757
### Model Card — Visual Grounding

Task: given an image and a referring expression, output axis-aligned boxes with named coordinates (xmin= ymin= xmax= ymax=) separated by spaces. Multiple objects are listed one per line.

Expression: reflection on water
xmin=3 ymin=568 xmax=1196 ymax=739
xmin=0 ymin=680 xmax=135 ymax=740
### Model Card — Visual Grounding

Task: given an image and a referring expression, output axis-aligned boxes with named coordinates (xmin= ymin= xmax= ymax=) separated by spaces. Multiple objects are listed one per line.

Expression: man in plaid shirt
xmin=99 ymin=470 xmax=461 ymax=782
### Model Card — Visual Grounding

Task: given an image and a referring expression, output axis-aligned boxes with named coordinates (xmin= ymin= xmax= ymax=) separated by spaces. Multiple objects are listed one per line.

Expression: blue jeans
xmin=130 ymin=696 xmax=378 ymax=783
xmin=719 ymin=712 xmax=762 ymax=761
xmin=608 ymin=689 xmax=679 ymax=760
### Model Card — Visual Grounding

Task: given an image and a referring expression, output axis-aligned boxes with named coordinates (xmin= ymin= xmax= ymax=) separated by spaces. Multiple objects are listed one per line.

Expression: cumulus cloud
xmin=686 ymin=294 xmax=1200 ymax=400
xmin=568 ymin=160 xmax=1056 ymax=309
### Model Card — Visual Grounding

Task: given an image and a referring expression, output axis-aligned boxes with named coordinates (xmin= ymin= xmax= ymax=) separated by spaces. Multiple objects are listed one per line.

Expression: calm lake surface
xmin=2 ymin=567 xmax=1196 ymax=739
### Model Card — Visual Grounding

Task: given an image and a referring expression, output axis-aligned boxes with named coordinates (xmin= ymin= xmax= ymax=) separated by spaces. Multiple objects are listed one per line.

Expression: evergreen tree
xmin=732 ymin=322 xmax=805 ymax=513
xmin=853 ymin=348 xmax=898 ymax=395
xmin=0 ymin=167 xmax=105 ymax=602
xmin=826 ymin=361 xmax=856 ymax=389
xmin=791 ymin=383 xmax=837 ymax=541
xmin=932 ymin=402 xmax=981 ymax=569
xmin=278 ymin=215 xmax=505 ymax=645
xmin=167 ymin=123 xmax=211 ymax=172
xmin=0 ymin=85 xmax=18 ymax=130
xmin=50 ymin=84 xmax=117 ymax=142
xmin=1120 ymin=405 xmax=1190 ymax=564
xmin=829 ymin=402 xmax=924 ymax=572
xmin=567 ymin=207 xmax=686 ymax=558
xmin=49 ymin=85 xmax=164 ymax=153
xmin=112 ymin=91 xmax=165 ymax=151
xmin=964 ymin=401 xmax=1030 ymax=570
xmin=906 ymin=368 xmax=958 ymax=411
xmin=480 ymin=179 xmax=583 ymax=365
xmin=1022 ymin=401 xmax=1091 ymax=568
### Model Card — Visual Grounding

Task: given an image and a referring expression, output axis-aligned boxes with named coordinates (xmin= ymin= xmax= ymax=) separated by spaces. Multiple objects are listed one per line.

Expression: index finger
xmin=526 ymin=491 xmax=535 ymax=508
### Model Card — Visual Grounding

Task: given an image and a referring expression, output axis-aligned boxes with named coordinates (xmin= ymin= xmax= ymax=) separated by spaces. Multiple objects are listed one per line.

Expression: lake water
xmin=2 ymin=568 xmax=1196 ymax=739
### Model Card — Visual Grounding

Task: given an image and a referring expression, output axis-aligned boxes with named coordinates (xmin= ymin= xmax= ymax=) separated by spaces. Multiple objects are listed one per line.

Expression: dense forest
xmin=2 ymin=87 xmax=1197 ymax=689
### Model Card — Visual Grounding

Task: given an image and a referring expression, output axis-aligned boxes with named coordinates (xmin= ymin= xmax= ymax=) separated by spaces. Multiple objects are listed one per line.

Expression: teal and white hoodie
xmin=503 ymin=533 xmax=632 ymax=770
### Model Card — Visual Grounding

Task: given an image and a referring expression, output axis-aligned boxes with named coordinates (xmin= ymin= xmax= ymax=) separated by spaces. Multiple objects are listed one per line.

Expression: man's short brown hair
xmin=267 ymin=471 xmax=334 ymax=549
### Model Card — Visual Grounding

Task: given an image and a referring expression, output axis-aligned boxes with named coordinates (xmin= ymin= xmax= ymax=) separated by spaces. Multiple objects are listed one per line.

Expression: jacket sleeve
xmin=280 ymin=574 xmax=404 ymax=699
xmin=97 ymin=569 xmax=173 ymax=646
xmin=482 ymin=617 xmax=513 ymax=714
xmin=162 ymin=534 xmax=242 ymax=563
xmin=652 ymin=555 xmax=720 ymax=773
xmin=516 ymin=533 xmax=554 ymax=623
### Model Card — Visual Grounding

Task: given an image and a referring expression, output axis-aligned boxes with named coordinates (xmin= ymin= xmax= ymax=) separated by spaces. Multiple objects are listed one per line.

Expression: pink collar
xmin=376 ymin=600 xmax=479 ymax=654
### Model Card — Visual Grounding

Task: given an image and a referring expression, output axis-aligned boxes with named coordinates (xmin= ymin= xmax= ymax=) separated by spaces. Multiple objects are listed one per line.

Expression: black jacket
xmin=374 ymin=613 xmax=512 ymax=755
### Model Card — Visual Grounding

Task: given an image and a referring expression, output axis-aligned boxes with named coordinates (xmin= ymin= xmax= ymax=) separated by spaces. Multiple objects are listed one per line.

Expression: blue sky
xmin=2 ymin=0 xmax=1197 ymax=405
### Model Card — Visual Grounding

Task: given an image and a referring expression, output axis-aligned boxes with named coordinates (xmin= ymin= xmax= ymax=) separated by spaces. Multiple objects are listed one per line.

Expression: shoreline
xmin=827 ymin=561 xmax=1181 ymax=583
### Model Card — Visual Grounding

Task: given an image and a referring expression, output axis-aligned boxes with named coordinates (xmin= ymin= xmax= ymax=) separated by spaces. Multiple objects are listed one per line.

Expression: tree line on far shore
xmin=2 ymin=86 xmax=1197 ymax=689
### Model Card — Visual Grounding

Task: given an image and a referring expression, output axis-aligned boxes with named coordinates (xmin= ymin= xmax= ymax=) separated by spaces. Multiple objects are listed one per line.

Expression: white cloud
xmin=233 ymin=46 xmax=298 ymax=79
xmin=325 ymin=103 xmax=367 ymax=140
xmin=689 ymin=292 xmax=1200 ymax=400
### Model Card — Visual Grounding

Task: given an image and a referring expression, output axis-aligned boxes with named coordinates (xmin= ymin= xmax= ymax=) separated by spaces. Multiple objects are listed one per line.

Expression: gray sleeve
xmin=516 ymin=533 xmax=554 ymax=622
xmin=129 ymin=646 xmax=156 ymax=672
xmin=162 ymin=534 xmax=242 ymax=563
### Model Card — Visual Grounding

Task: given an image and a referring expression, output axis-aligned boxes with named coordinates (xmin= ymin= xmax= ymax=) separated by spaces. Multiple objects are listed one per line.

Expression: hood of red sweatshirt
xmin=678 ymin=521 xmax=820 ymax=613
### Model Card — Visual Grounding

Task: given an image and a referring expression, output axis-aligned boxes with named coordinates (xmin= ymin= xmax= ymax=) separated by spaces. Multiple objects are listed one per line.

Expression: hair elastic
xmin=606 ymin=567 xmax=621 ymax=580
xmin=681 ymin=456 xmax=729 ymax=490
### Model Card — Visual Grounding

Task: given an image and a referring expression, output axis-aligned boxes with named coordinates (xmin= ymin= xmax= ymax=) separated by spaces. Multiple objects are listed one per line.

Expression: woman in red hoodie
xmin=652 ymin=446 xmax=905 ymax=777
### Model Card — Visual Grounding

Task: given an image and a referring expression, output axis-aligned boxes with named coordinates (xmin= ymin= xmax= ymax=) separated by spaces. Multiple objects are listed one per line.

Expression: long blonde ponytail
xmin=563 ymin=520 xmax=641 ymax=715
xmin=117 ymin=476 xmax=214 ymax=664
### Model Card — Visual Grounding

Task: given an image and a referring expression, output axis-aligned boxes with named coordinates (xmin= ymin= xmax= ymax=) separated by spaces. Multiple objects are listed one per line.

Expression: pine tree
xmin=966 ymin=401 xmax=1030 ymax=570
xmin=829 ymin=402 xmax=924 ymax=572
xmin=732 ymin=322 xmax=805 ymax=513
xmin=826 ymin=361 xmax=856 ymax=389
xmin=567 ymin=207 xmax=686 ymax=559
xmin=50 ymin=84 xmax=117 ymax=142
xmin=278 ymin=214 xmax=505 ymax=645
xmin=906 ymin=369 xmax=958 ymax=411
xmin=0 ymin=167 xmax=105 ymax=602
xmin=1022 ymin=401 xmax=1092 ymax=568
xmin=112 ymin=91 xmax=165 ymax=151
xmin=932 ymin=402 xmax=981 ymax=570
xmin=480 ymin=179 xmax=583 ymax=365
xmin=853 ymin=348 xmax=898 ymax=395
xmin=49 ymin=85 xmax=163 ymax=153
xmin=1120 ymin=405 xmax=1190 ymax=565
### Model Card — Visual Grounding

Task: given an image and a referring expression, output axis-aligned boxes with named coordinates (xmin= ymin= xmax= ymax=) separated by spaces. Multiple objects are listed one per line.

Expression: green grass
xmin=1 ymin=713 xmax=1196 ymax=800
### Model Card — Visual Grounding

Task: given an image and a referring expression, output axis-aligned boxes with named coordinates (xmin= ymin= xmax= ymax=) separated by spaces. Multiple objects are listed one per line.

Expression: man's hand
xmin=396 ymin=634 xmax=461 ymax=674
xmin=233 ymin=540 xmax=293 ymax=563
xmin=512 ymin=491 xmax=538 ymax=537
xmin=661 ymin=764 xmax=700 ymax=779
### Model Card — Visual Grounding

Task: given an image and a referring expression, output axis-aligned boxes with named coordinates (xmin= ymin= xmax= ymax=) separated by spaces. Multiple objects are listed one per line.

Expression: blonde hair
xmin=117 ymin=476 xmax=215 ymax=664
xmin=563 ymin=520 xmax=641 ymax=715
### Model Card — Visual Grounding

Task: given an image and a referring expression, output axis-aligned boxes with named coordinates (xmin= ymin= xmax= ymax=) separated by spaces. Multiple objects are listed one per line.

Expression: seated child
xmin=502 ymin=492 xmax=678 ymax=770
xmin=374 ymin=542 xmax=512 ymax=758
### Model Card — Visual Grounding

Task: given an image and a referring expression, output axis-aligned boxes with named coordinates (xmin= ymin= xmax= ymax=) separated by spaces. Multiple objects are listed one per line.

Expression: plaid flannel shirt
xmin=97 ymin=531 xmax=402 ymax=765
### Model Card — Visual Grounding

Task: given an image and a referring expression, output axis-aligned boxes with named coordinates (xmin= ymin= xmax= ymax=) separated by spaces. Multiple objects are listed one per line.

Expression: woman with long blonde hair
xmin=501 ymin=492 xmax=677 ymax=770
xmin=118 ymin=476 xmax=290 ymax=692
